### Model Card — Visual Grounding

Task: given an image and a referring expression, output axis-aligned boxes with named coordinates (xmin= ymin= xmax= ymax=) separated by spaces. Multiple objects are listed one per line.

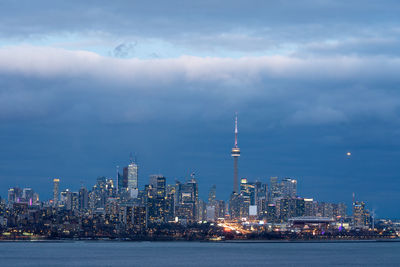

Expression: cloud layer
xmin=0 ymin=46 xmax=399 ymax=126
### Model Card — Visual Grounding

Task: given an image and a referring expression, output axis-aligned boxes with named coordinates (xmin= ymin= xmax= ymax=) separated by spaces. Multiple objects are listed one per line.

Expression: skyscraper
xmin=127 ymin=162 xmax=138 ymax=189
xmin=149 ymin=174 xmax=166 ymax=198
xmin=79 ymin=187 xmax=89 ymax=211
xmin=8 ymin=187 xmax=22 ymax=204
xmin=208 ymin=184 xmax=216 ymax=206
xmin=175 ymin=173 xmax=199 ymax=222
xmin=353 ymin=200 xmax=370 ymax=229
xmin=282 ymin=178 xmax=297 ymax=198
xmin=231 ymin=113 xmax=240 ymax=193
xmin=123 ymin=155 xmax=139 ymax=193
xmin=53 ymin=178 xmax=60 ymax=206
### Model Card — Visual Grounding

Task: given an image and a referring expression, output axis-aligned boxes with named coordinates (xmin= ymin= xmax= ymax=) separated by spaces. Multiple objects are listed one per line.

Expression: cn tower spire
xmin=231 ymin=112 xmax=241 ymax=193
xmin=234 ymin=112 xmax=238 ymax=148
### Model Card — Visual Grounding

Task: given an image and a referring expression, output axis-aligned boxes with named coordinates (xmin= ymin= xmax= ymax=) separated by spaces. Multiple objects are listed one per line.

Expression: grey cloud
xmin=2 ymin=46 xmax=400 ymax=82
xmin=0 ymin=46 xmax=400 ymax=127
xmin=111 ymin=42 xmax=137 ymax=58
xmin=1 ymin=1 xmax=400 ymax=56
xmin=297 ymin=37 xmax=400 ymax=57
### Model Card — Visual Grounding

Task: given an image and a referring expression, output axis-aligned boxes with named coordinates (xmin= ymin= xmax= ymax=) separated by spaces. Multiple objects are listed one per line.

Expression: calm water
xmin=0 ymin=241 xmax=399 ymax=266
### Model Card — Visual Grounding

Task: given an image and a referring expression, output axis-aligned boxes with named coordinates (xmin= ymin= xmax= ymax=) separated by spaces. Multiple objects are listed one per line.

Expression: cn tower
xmin=231 ymin=113 xmax=240 ymax=193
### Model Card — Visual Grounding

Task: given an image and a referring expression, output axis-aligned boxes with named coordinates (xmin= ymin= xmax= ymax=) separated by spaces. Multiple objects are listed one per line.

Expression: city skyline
xmin=0 ymin=114 xmax=387 ymax=220
xmin=0 ymin=112 xmax=398 ymax=218
xmin=0 ymin=1 xmax=400 ymax=218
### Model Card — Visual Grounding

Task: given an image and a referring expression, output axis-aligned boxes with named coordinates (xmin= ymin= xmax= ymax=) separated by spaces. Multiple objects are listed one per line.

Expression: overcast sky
xmin=0 ymin=0 xmax=399 ymax=217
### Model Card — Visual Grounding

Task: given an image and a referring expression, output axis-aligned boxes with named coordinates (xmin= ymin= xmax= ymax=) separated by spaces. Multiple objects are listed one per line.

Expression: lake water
xmin=0 ymin=241 xmax=399 ymax=266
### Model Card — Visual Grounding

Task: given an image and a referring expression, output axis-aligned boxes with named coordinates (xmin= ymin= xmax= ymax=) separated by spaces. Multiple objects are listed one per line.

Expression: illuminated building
xmin=208 ymin=184 xmax=216 ymax=206
xmin=258 ymin=197 xmax=268 ymax=219
xmin=269 ymin=176 xmax=282 ymax=203
xmin=304 ymin=198 xmax=315 ymax=216
xmin=164 ymin=192 xmax=175 ymax=222
xmin=206 ymin=205 xmax=216 ymax=221
xmin=78 ymin=187 xmax=89 ymax=211
xmin=321 ymin=202 xmax=334 ymax=218
xmin=353 ymin=201 xmax=370 ymax=229
xmin=334 ymin=203 xmax=347 ymax=219
xmin=22 ymin=188 xmax=33 ymax=203
xmin=175 ymin=173 xmax=199 ymax=222
xmin=8 ymin=187 xmax=22 ymax=204
xmin=146 ymin=195 xmax=165 ymax=223
xmin=149 ymin=175 xmax=166 ymax=198
xmin=125 ymin=161 xmax=138 ymax=191
xmin=289 ymin=216 xmax=335 ymax=230
xmin=120 ymin=204 xmax=147 ymax=232
xmin=293 ymin=198 xmax=305 ymax=217
xmin=60 ymin=189 xmax=79 ymax=211
xmin=278 ymin=198 xmax=305 ymax=222
xmin=229 ymin=192 xmax=247 ymax=219
xmin=216 ymin=200 xmax=226 ymax=219
xmin=53 ymin=178 xmax=60 ymax=206
xmin=278 ymin=198 xmax=290 ymax=222
xmin=198 ymin=199 xmax=207 ymax=221
xmin=117 ymin=171 xmax=126 ymax=193
xmin=255 ymin=182 xmax=268 ymax=218
xmin=282 ymin=178 xmax=297 ymax=198
xmin=240 ymin=178 xmax=256 ymax=205
xmin=206 ymin=185 xmax=217 ymax=221
xmin=7 ymin=188 xmax=15 ymax=204
xmin=164 ymin=185 xmax=176 ymax=222
xmin=132 ymin=206 xmax=147 ymax=231
xmin=230 ymin=178 xmax=268 ymax=220
xmin=266 ymin=204 xmax=277 ymax=222
xmin=89 ymin=177 xmax=111 ymax=209
xmin=105 ymin=197 xmax=120 ymax=224
xmin=146 ymin=175 xmax=168 ymax=223
xmin=237 ymin=178 xmax=255 ymax=218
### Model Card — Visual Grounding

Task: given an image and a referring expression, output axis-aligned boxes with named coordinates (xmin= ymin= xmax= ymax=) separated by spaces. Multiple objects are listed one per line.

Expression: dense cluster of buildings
xmin=0 ymin=115 xmax=397 ymax=240
xmin=0 ymin=169 xmax=392 ymax=240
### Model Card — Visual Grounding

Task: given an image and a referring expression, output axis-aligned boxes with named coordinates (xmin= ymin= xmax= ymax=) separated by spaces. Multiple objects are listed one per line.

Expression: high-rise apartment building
xmin=8 ymin=187 xmax=22 ymax=204
xmin=269 ymin=176 xmax=282 ymax=202
xmin=149 ymin=175 xmax=166 ymax=198
xmin=208 ymin=184 xmax=216 ymax=206
xmin=79 ymin=187 xmax=89 ymax=211
xmin=282 ymin=178 xmax=297 ymax=198
xmin=53 ymin=178 xmax=60 ymax=206
xmin=175 ymin=173 xmax=199 ymax=222
xmin=353 ymin=201 xmax=370 ymax=228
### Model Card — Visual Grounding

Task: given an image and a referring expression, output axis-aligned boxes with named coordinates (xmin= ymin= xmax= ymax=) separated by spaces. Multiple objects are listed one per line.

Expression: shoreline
xmin=1 ymin=238 xmax=399 ymax=243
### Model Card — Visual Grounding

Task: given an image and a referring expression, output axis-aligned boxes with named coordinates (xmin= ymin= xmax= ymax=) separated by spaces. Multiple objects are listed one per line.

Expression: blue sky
xmin=0 ymin=0 xmax=400 ymax=217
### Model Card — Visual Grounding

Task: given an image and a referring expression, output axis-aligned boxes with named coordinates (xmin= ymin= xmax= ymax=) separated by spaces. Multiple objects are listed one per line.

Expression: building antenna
xmin=129 ymin=152 xmax=133 ymax=163
xmin=234 ymin=112 xmax=238 ymax=148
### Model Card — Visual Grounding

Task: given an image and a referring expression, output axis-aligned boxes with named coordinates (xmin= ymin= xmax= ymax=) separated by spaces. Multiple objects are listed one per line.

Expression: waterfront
xmin=0 ymin=241 xmax=400 ymax=266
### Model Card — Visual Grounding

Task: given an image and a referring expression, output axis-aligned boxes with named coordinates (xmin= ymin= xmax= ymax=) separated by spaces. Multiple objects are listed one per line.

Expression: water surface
xmin=0 ymin=241 xmax=399 ymax=266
